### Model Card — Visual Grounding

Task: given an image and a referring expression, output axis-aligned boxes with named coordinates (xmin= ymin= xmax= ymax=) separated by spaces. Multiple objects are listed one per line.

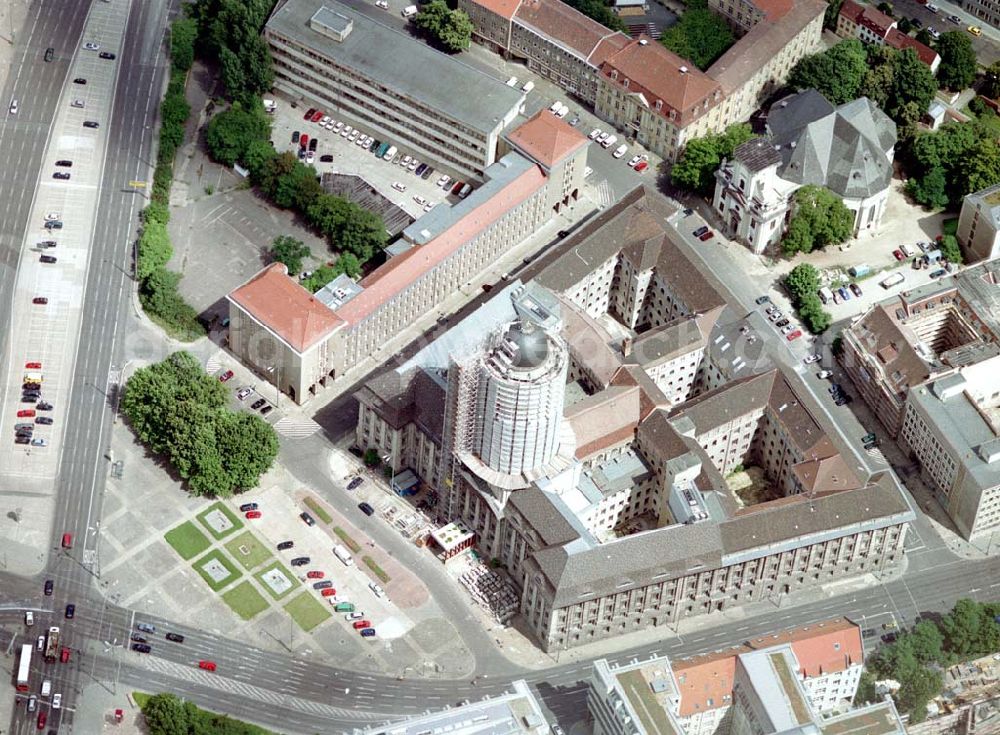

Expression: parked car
xmin=245 ymin=510 xmax=262 ymax=519
xmin=219 ymin=370 xmax=234 ymax=382
xmin=849 ymin=283 xmax=862 ymax=297
xmin=786 ymin=330 xmax=802 ymax=341
xmin=199 ymin=660 xmax=217 ymax=671
xmin=300 ymin=511 xmax=316 ymax=526
xmin=313 ymin=580 xmax=333 ymax=590
xmin=307 ymin=570 xmax=325 ymax=579
xmin=347 ymin=477 xmax=364 ymax=491
xmin=291 ymin=557 xmax=311 ymax=566
xmin=360 ymin=628 xmax=376 ymax=638
xmin=136 ymin=622 xmax=156 ymax=633
xmin=358 ymin=502 xmax=375 ymax=516
xmin=817 ymin=370 xmax=833 ymax=379
xmin=277 ymin=540 xmax=294 ymax=550
xmin=240 ymin=502 xmax=258 ymax=512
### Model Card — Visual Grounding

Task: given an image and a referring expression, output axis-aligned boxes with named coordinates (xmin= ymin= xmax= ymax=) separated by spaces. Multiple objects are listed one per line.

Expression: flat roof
xmin=266 ymin=0 xmax=524 ymax=135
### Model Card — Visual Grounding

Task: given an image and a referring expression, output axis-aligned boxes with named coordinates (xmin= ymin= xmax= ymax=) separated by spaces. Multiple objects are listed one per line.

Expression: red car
xmin=633 ymin=161 xmax=648 ymax=173
xmin=893 ymin=249 xmax=904 ymax=261
xmin=306 ymin=570 xmax=324 ymax=579
xmin=786 ymin=329 xmax=802 ymax=341
xmin=321 ymin=588 xmax=337 ymax=597
xmin=310 ymin=111 xmax=323 ymax=123
xmin=60 ymin=646 xmax=71 ymax=663
xmin=300 ymin=133 xmax=309 ymax=148
xmin=352 ymin=620 xmax=372 ymax=630
xmin=25 ymin=362 xmax=42 ymax=369
xmin=303 ymin=107 xmax=316 ymax=120
xmin=199 ymin=660 xmax=217 ymax=672
xmin=245 ymin=510 xmax=262 ymax=519
xmin=218 ymin=370 xmax=234 ymax=382
xmin=32 ymin=297 xmax=48 ymax=305
xmin=698 ymin=229 xmax=714 ymax=242
xmin=37 ymin=711 xmax=46 ymax=730
xmin=17 ymin=409 xmax=35 ymax=418
xmin=62 ymin=533 xmax=72 ymax=548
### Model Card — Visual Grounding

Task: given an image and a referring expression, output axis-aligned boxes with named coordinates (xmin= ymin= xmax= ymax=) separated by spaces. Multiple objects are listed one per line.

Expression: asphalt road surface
xmin=2 ymin=0 xmax=174 ymax=732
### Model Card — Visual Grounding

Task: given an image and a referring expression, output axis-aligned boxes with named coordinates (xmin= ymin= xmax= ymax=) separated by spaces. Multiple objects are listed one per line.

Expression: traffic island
xmin=222 ymin=581 xmax=270 ymax=620
xmin=164 ymin=520 xmax=211 ymax=560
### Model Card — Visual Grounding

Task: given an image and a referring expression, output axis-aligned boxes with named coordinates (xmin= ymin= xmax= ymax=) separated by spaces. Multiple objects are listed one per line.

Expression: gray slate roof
xmin=768 ymin=92 xmax=896 ymax=200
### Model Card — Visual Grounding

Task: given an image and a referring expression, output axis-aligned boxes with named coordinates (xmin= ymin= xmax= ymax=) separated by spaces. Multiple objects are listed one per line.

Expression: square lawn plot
xmin=222 ymin=580 xmax=270 ymax=620
xmin=284 ymin=591 xmax=331 ymax=632
xmin=254 ymin=561 xmax=299 ymax=601
xmin=192 ymin=548 xmax=242 ymax=592
xmin=165 ymin=521 xmax=212 ymax=560
xmin=196 ymin=501 xmax=243 ymax=541
xmin=224 ymin=530 xmax=273 ymax=571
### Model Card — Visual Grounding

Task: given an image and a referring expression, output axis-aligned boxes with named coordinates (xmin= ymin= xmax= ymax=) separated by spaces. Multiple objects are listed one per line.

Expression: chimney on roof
xmin=622 ymin=337 xmax=633 ymax=357
xmin=639 ymin=39 xmax=648 ymax=45
xmin=680 ymin=65 xmax=688 ymax=73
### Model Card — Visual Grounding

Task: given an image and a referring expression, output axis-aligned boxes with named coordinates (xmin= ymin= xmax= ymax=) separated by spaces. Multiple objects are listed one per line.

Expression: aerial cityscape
xmin=1 ymin=0 xmax=999 ymax=732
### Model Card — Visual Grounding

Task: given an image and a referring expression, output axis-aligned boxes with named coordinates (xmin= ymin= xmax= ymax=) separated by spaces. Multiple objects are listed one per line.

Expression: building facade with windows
xmin=265 ymin=0 xmax=525 ymax=178
xmin=961 ymin=0 xmax=1000 ymax=29
xmin=957 ymin=183 xmax=1000 ymax=263
xmin=835 ymin=0 xmax=940 ymax=71
xmin=355 ymin=187 xmax=914 ymax=652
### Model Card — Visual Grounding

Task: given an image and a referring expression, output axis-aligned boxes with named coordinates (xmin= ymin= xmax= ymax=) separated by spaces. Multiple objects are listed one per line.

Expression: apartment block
xmin=962 ymin=0 xmax=1000 ymax=29
xmin=835 ymin=0 xmax=940 ymax=71
xmin=355 ymin=187 xmax=914 ymax=652
xmin=265 ymin=0 xmax=524 ymax=178
xmin=957 ymin=183 xmax=1000 ymax=264
xmin=589 ymin=620 xmax=902 ymax=735
xmin=457 ymin=0 xmax=824 ymax=162
xmin=900 ymin=356 xmax=1000 ymax=539
xmin=228 ymin=112 xmax=588 ymax=404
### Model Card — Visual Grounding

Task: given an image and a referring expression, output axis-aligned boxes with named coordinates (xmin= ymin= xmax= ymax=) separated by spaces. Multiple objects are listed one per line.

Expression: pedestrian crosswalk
xmin=274 ymin=417 xmax=321 ymax=438
xmin=594 ymin=180 xmax=613 ymax=208
xmin=205 ymin=355 xmax=223 ymax=376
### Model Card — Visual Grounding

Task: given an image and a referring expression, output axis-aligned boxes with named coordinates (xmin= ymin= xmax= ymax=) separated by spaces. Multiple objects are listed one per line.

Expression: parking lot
xmin=269 ymin=100 xmax=459 ymax=223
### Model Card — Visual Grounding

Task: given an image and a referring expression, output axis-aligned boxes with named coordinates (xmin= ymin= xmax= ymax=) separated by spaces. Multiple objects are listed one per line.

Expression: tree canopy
xmin=660 ymin=0 xmax=734 ymax=70
xmin=671 ymin=123 xmax=753 ymax=195
xmin=783 ymin=264 xmax=832 ymax=334
xmin=563 ymin=0 xmax=626 ymax=31
xmin=788 ymin=39 xmax=868 ymax=105
xmin=935 ymin=31 xmax=978 ymax=91
xmin=188 ymin=0 xmax=275 ymax=101
xmin=122 ymin=352 xmax=279 ymax=497
xmin=860 ymin=46 xmax=937 ymax=127
xmin=413 ymin=0 xmax=474 ymax=53
xmin=138 ymin=221 xmax=174 ymax=281
xmin=142 ymin=692 xmax=275 ymax=735
xmin=270 ymin=236 xmax=311 ymax=276
xmin=781 ymin=185 xmax=854 ymax=255
xmin=204 ymin=101 xmax=272 ymax=168
xmin=169 ymin=17 xmax=198 ymax=73
xmin=904 ymin=117 xmax=1000 ymax=209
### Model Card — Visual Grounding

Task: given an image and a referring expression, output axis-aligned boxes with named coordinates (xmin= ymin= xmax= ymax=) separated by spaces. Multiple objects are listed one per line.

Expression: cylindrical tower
xmin=474 ymin=320 xmax=568 ymax=477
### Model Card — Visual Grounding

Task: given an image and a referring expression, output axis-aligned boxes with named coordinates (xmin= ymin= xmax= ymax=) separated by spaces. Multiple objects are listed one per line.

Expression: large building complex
xmin=713 ymin=90 xmax=896 ymax=253
xmin=457 ymin=0 xmax=825 ymax=161
xmin=841 ymin=259 xmax=1000 ymax=540
xmin=227 ymin=112 xmax=588 ymax=403
xmin=265 ymin=0 xmax=525 ymax=178
xmin=356 ymin=187 xmax=914 ymax=651
xmin=589 ymin=619 xmax=905 ymax=735
xmin=958 ymin=183 xmax=1000 ymax=264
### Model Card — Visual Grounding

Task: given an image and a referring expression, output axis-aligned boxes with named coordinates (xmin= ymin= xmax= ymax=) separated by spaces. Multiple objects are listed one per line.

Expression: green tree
xmin=936 ymin=31 xmax=978 ymax=90
xmin=938 ymin=234 xmax=963 ymax=263
xmin=856 ymin=670 xmax=878 ymax=705
xmin=216 ymin=411 xmax=280 ymax=491
xmin=241 ymin=35 xmax=275 ymax=98
xmin=885 ymin=48 xmax=937 ymax=125
xmin=781 ymin=185 xmax=853 ymax=254
xmin=798 ymin=294 xmax=832 ymax=333
xmin=897 ymin=16 xmax=912 ymax=32
xmin=660 ymin=0 xmax=735 ymax=70
xmin=219 ymin=46 xmax=247 ymax=101
xmin=170 ymin=17 xmax=198 ymax=72
xmin=788 ymin=39 xmax=868 ymax=105
xmin=823 ymin=0 xmax=844 ymax=29
xmin=784 ymin=263 xmax=821 ymax=301
xmin=984 ymin=61 xmax=1000 ymax=100
xmin=562 ymin=0 xmax=626 ymax=31
xmin=142 ymin=201 xmax=170 ymax=227
xmin=940 ymin=598 xmax=998 ymax=658
xmin=243 ymin=139 xmax=277 ymax=181
xmin=270 ymin=235 xmax=311 ymax=276
xmin=142 ymin=693 xmax=190 ymax=735
xmin=909 ymin=620 xmax=946 ymax=664
xmin=907 ymin=166 xmax=949 ymax=209
xmin=272 ymin=162 xmax=317 ymax=209
xmin=338 ymin=205 xmax=387 ymax=261
xmin=364 ymin=448 xmax=381 ymax=467
xmin=671 ymin=124 xmax=753 ymax=194
xmin=334 ymin=252 xmax=362 ymax=279
xmin=877 ymin=1 xmax=893 ymax=14
xmin=961 ymin=138 xmax=1000 ymax=194
xmin=301 ymin=263 xmax=340 ymax=293
xmin=896 ymin=666 xmax=943 ymax=723
xmin=137 ymin=221 xmax=174 ymax=281
xmin=414 ymin=0 xmax=474 ymax=53
xmin=915 ymin=28 xmax=933 ymax=46
xmin=205 ymin=102 xmax=272 ymax=167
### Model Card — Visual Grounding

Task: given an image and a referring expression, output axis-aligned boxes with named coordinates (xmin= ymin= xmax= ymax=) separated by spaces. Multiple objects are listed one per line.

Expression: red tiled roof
xmin=334 ymin=165 xmax=548 ymax=325
xmin=506 ymin=110 xmax=589 ymax=168
xmin=228 ymin=263 xmax=344 ymax=353
xmin=514 ymin=0 xmax=622 ymax=60
xmin=839 ymin=0 xmax=894 ymax=37
xmin=600 ymin=37 xmax=721 ymax=124
xmin=886 ymin=28 xmax=940 ymax=67
xmin=471 ymin=0 xmax=523 ymax=21
xmin=588 ymin=33 xmax=631 ymax=66
xmin=747 ymin=618 xmax=863 ymax=678
xmin=753 ymin=0 xmax=794 ymax=20
xmin=674 ymin=649 xmax=745 ymax=716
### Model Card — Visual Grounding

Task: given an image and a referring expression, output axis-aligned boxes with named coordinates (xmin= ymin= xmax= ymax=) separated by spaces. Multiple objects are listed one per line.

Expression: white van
xmin=506 ymin=76 xmax=519 ymax=87
xmin=601 ymin=134 xmax=618 ymax=149
xmin=9 ymin=99 xmax=17 ymax=115
xmin=612 ymin=144 xmax=628 ymax=159
xmin=41 ymin=680 xmax=51 ymax=697
xmin=333 ymin=544 xmax=354 ymax=566
xmin=401 ymin=5 xmax=418 ymax=16
xmin=383 ymin=145 xmax=397 ymax=160
xmin=262 ymin=99 xmax=277 ymax=113
xmin=899 ymin=243 xmax=915 ymax=258
xmin=818 ymin=286 xmax=834 ymax=305
xmin=521 ymin=80 xmax=535 ymax=93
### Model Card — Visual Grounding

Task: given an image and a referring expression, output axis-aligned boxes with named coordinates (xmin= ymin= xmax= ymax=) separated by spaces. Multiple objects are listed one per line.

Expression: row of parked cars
xmin=15 ymin=356 xmax=55 ymax=446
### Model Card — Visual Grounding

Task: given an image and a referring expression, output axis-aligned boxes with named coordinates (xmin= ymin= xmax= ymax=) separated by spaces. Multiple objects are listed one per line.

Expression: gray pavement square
xmin=408 ymin=617 xmax=459 ymax=655
xmin=106 ymin=509 xmax=151 ymax=549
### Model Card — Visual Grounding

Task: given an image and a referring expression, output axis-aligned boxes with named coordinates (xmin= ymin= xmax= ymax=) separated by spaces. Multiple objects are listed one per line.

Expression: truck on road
xmin=333 ymin=544 xmax=354 ymax=566
xmin=43 ymin=627 xmax=60 ymax=662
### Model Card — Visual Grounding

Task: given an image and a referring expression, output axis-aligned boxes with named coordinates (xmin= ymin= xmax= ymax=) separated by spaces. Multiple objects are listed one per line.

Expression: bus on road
xmin=16 ymin=644 xmax=31 ymax=692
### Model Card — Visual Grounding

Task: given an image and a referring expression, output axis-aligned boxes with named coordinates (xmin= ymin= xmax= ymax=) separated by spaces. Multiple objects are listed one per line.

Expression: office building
xmin=458 ymin=0 xmax=825 ymax=162
xmin=588 ymin=619 xmax=903 ymax=735
xmin=356 ymin=187 xmax=914 ymax=652
xmin=714 ymin=90 xmax=896 ymax=254
xmin=957 ymin=183 xmax=1000 ymax=263
xmin=265 ymin=0 xmax=524 ymax=178
xmin=228 ymin=112 xmax=588 ymax=404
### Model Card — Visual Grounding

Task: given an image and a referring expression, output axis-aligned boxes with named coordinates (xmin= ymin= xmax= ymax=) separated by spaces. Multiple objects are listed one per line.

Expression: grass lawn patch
xmin=362 ymin=555 xmax=391 ymax=583
xmin=334 ymin=526 xmax=361 ymax=553
xmin=195 ymin=501 xmax=243 ymax=540
xmin=132 ymin=692 xmax=151 ymax=709
xmin=192 ymin=548 xmax=242 ymax=592
xmin=254 ymin=561 xmax=299 ymax=601
xmin=284 ymin=591 xmax=331 ymax=632
xmin=303 ymin=496 xmax=332 ymax=524
xmin=224 ymin=530 xmax=273 ymax=571
xmin=222 ymin=580 xmax=270 ymax=620
xmin=164 ymin=521 xmax=211 ymax=560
